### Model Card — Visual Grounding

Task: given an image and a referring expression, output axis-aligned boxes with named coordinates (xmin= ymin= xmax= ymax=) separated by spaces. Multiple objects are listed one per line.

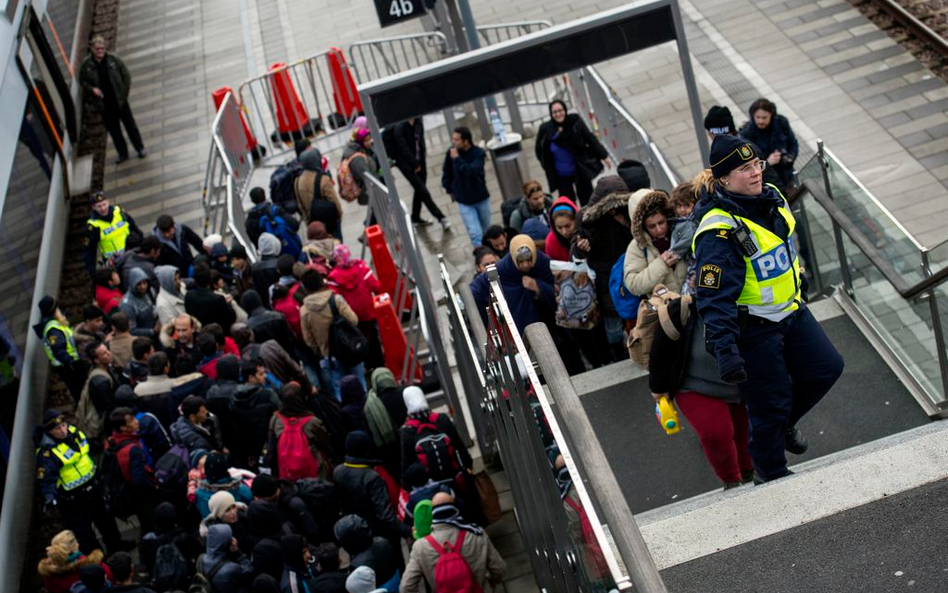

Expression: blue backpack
xmin=269 ymin=161 xmax=302 ymax=212
xmin=609 ymin=251 xmax=644 ymax=320
xmin=259 ymin=205 xmax=302 ymax=259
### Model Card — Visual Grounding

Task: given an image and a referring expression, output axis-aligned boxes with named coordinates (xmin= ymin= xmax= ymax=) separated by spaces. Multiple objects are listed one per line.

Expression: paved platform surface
xmin=661 ymin=477 xmax=948 ymax=592
xmin=578 ymin=300 xmax=929 ymax=513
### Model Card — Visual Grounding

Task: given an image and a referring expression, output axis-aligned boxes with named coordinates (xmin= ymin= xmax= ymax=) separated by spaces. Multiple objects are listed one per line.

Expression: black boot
xmin=785 ymin=426 xmax=809 ymax=454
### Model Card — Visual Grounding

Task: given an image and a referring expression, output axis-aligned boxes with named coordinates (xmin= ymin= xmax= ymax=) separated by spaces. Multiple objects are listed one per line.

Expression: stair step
xmin=635 ymin=419 xmax=948 ymax=570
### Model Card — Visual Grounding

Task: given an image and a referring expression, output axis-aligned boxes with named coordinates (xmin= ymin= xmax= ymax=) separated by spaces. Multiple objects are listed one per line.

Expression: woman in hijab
xmin=469 ymin=234 xmax=556 ymax=333
xmin=341 ymin=128 xmax=381 ymax=202
xmin=327 ymin=243 xmax=384 ymax=369
xmin=365 ymin=367 xmax=403 ymax=480
xmin=535 ymin=100 xmax=611 ymax=206
xmin=470 ymin=234 xmax=586 ymax=375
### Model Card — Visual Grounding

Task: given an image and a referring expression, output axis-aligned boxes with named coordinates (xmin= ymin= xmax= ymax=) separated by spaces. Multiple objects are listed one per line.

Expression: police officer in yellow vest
xmin=34 ymin=411 xmax=127 ymax=555
xmin=83 ymin=191 xmax=141 ymax=275
xmin=691 ymin=135 xmax=844 ymax=483
xmin=32 ymin=295 xmax=86 ymax=402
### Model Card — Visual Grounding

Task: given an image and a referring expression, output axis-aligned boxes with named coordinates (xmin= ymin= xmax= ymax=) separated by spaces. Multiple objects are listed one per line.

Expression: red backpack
xmin=272 ymin=283 xmax=303 ymax=339
xmin=276 ymin=413 xmax=320 ymax=480
xmin=426 ymin=530 xmax=482 ymax=593
xmin=406 ymin=413 xmax=461 ymax=482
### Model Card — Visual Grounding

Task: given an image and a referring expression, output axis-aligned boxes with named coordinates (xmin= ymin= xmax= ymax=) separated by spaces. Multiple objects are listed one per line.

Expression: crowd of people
xmin=469 ymin=98 xmax=840 ymax=489
xmin=33 ymin=114 xmax=509 ymax=592
xmin=32 ymin=79 xmax=837 ymax=591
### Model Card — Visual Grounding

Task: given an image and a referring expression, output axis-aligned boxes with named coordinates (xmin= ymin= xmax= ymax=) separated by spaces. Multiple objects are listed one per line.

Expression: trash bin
xmin=487 ymin=133 xmax=529 ymax=200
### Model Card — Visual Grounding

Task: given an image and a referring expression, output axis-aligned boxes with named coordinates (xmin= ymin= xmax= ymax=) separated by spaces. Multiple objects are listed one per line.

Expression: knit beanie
xmin=589 ymin=175 xmax=629 ymax=205
xmin=190 ymin=448 xmax=209 ymax=470
xmin=709 ymin=135 xmax=758 ymax=179
xmin=204 ymin=452 xmax=230 ymax=483
xmin=703 ymin=105 xmax=736 ymax=136
xmin=346 ymin=566 xmax=378 ymax=593
xmin=208 ymin=491 xmax=237 ymax=520
xmin=345 ymin=430 xmax=373 ymax=459
xmin=616 ymin=160 xmax=650 ymax=192
xmin=251 ymin=474 xmax=280 ymax=499
xmin=402 ymin=386 xmax=428 ymax=415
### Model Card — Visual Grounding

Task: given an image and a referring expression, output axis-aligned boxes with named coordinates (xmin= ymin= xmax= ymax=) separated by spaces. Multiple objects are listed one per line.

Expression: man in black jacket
xmin=392 ymin=118 xmax=448 ymax=229
xmin=241 ymin=289 xmax=297 ymax=356
xmin=333 ymin=431 xmax=411 ymax=545
xmin=251 ymin=474 xmax=322 ymax=545
xmin=169 ymin=395 xmax=222 ymax=453
xmin=153 ymin=214 xmax=204 ymax=275
xmin=184 ymin=264 xmax=236 ymax=333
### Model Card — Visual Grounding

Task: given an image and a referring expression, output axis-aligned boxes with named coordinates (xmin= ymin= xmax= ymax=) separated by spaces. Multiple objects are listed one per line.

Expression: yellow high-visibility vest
xmin=88 ymin=206 xmax=131 ymax=259
xmin=42 ymin=319 xmax=78 ymax=366
xmin=49 ymin=426 xmax=96 ymax=491
xmin=693 ymin=191 xmax=801 ymax=322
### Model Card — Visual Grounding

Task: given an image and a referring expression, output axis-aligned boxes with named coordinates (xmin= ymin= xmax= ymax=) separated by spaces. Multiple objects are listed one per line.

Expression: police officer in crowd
xmin=691 ymin=135 xmax=844 ymax=483
xmin=33 ymin=295 xmax=85 ymax=402
xmin=83 ymin=191 xmax=142 ymax=275
xmin=34 ymin=411 xmax=132 ymax=555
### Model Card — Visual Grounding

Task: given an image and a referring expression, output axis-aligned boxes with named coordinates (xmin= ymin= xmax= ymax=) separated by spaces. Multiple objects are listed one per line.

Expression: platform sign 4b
xmin=374 ymin=0 xmax=426 ymax=27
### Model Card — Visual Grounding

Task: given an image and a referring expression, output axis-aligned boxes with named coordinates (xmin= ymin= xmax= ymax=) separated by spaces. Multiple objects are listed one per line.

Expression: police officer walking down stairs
xmin=691 ymin=135 xmax=844 ymax=483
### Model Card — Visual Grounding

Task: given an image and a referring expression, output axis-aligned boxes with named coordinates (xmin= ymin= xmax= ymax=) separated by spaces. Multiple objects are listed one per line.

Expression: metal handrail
xmin=804 ymin=174 xmax=948 ymax=301
xmin=819 ymin=145 xmax=924 ymax=252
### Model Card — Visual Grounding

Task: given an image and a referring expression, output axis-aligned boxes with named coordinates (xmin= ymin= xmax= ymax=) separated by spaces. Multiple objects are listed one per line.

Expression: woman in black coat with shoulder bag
xmin=535 ymin=100 xmax=612 ymax=206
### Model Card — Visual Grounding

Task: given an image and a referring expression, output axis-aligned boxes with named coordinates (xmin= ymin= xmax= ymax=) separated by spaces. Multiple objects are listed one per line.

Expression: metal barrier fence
xmin=362 ymin=174 xmax=472 ymax=444
xmin=202 ymin=92 xmax=258 ymax=257
xmin=568 ymin=67 xmax=681 ymax=190
xmin=475 ymin=21 xmax=560 ymax=114
xmin=438 ymin=256 xmax=496 ymax=458
xmin=481 ymin=269 xmax=668 ymax=592
xmin=238 ymin=51 xmax=361 ymax=167
xmin=349 ymin=32 xmax=448 ymax=85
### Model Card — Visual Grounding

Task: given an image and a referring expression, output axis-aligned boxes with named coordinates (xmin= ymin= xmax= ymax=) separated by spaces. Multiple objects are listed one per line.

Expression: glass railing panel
xmin=820 ymin=148 xmax=924 ymax=285
xmin=841 ymin=232 xmax=946 ymax=404
xmin=795 ymin=156 xmax=841 ymax=290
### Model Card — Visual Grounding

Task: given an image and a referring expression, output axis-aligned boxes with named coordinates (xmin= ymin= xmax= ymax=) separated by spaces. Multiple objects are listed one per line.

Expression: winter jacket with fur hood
xmin=578 ymin=188 xmax=632 ymax=316
xmin=38 ymin=549 xmax=114 ymax=593
xmin=623 ymin=190 xmax=687 ymax=296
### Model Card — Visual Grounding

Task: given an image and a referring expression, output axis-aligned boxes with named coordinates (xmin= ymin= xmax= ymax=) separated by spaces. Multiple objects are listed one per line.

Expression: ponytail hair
xmin=692 ymin=169 xmax=718 ymax=197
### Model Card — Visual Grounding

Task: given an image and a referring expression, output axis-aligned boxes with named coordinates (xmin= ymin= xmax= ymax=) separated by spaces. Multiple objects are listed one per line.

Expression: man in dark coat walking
xmin=78 ymin=35 xmax=145 ymax=164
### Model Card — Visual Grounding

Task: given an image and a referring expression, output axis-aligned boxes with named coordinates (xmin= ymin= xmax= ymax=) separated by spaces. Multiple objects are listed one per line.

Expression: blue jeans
xmin=457 ymin=199 xmax=491 ymax=246
xmin=319 ymin=357 xmax=367 ymax=401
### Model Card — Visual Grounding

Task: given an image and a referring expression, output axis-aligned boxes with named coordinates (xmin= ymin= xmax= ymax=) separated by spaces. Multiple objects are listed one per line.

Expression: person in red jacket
xmin=327 ymin=244 xmax=384 ymax=368
xmin=94 ymin=267 xmax=123 ymax=313
xmin=106 ymin=407 xmax=160 ymax=534
xmin=544 ymin=196 xmax=580 ymax=262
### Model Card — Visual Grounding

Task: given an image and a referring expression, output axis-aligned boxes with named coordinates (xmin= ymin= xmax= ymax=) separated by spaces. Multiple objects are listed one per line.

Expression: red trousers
xmin=675 ymin=391 xmax=753 ymax=483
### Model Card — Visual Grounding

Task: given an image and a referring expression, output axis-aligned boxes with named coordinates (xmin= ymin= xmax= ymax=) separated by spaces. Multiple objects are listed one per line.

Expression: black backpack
xmin=102 ymin=438 xmax=138 ymax=520
xmin=501 ymin=196 xmax=522 ymax=229
xmin=154 ymin=444 xmax=191 ymax=503
xmin=295 ymin=478 xmax=341 ymax=541
xmin=152 ymin=541 xmax=190 ymax=592
xmin=406 ymin=413 xmax=462 ymax=482
xmin=328 ymin=296 xmax=368 ymax=367
xmin=269 ymin=160 xmax=303 ymax=213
